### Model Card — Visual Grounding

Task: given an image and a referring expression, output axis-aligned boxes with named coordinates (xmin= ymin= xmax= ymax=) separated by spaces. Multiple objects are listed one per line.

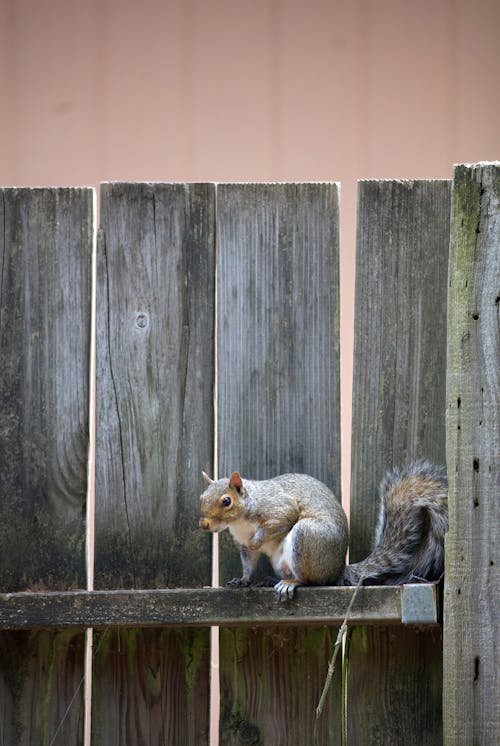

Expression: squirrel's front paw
xmin=248 ymin=537 xmax=263 ymax=551
xmin=226 ymin=577 xmax=251 ymax=588
xmin=248 ymin=529 xmax=265 ymax=551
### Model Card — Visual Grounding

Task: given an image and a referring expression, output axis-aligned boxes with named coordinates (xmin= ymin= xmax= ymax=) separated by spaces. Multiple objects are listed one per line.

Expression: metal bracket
xmin=400 ymin=583 xmax=438 ymax=624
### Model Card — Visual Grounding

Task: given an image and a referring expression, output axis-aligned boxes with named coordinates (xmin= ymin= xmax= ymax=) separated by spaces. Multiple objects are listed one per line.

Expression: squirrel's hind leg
xmin=274 ymin=578 xmax=301 ymax=602
xmin=270 ymin=530 xmax=303 ymax=601
xmin=271 ymin=518 xmax=347 ymax=601
xmin=291 ymin=518 xmax=345 ymax=585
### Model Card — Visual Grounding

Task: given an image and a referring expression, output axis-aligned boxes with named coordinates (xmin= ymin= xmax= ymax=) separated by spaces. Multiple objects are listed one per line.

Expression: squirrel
xmin=340 ymin=460 xmax=448 ymax=585
xmin=199 ymin=460 xmax=448 ymax=599
xmin=199 ymin=471 xmax=348 ymax=601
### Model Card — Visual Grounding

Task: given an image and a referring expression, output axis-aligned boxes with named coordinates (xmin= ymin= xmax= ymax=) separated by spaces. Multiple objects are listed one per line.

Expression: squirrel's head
xmin=199 ymin=471 xmax=246 ymax=532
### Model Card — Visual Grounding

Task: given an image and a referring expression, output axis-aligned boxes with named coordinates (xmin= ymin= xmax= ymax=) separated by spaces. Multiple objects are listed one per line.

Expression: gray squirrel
xmin=199 ymin=471 xmax=348 ymax=601
xmin=199 ymin=461 xmax=448 ymax=600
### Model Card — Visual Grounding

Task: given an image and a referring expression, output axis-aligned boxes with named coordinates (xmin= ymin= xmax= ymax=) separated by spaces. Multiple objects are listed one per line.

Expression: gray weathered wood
xmin=444 ymin=162 xmax=500 ymax=745
xmin=219 ymin=626 xmax=340 ymax=746
xmin=89 ymin=603 xmax=209 ymax=745
xmin=0 ymin=188 xmax=93 ymax=745
xmin=349 ymin=180 xmax=451 ymax=559
xmin=0 ymin=585 xmax=440 ymax=629
xmin=0 ymin=630 xmax=85 ymax=745
xmin=95 ymin=181 xmax=215 ymax=589
xmin=216 ymin=182 xmax=340 ymax=486
xmin=94 ymin=182 xmax=215 ymax=745
xmin=0 ymin=188 xmax=92 ymax=591
xmin=216 ymin=183 xmax=343 ymax=743
xmin=217 ymin=182 xmax=341 ymax=580
xmin=345 ymin=625 xmax=444 ymax=744
xmin=347 ymin=180 xmax=451 ymax=745
xmin=92 ymin=628 xmax=210 ymax=746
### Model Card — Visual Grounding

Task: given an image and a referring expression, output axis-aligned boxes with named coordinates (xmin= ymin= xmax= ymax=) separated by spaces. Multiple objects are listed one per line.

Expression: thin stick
xmin=315 ymin=573 xmax=365 ymax=720
xmin=48 ymin=673 xmax=86 ymax=746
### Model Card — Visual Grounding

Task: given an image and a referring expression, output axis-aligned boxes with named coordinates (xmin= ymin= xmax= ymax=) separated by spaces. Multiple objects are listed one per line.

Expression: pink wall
xmin=1 ymin=0 xmax=499 ymax=503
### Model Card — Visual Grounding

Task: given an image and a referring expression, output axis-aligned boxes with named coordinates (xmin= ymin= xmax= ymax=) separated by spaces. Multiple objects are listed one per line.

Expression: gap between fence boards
xmin=0 ymin=583 xmax=440 ymax=629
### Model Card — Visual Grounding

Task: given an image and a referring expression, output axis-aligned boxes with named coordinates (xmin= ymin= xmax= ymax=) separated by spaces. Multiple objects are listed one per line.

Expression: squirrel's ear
xmin=229 ymin=471 xmax=243 ymax=493
xmin=202 ymin=471 xmax=214 ymax=485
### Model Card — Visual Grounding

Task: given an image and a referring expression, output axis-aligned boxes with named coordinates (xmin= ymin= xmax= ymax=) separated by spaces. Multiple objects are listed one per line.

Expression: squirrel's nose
xmin=199 ymin=518 xmax=211 ymax=531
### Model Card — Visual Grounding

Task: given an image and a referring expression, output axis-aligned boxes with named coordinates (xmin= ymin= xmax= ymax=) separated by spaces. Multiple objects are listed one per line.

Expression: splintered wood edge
xmin=0 ymin=584 xmax=439 ymax=629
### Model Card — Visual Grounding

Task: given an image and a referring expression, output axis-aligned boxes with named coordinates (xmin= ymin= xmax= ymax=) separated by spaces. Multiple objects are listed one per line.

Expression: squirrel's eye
xmin=221 ymin=496 xmax=232 ymax=508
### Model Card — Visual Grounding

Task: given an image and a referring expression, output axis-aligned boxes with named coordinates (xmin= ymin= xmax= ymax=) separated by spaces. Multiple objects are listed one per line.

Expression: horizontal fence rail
xmin=0 ymin=584 xmax=440 ymax=630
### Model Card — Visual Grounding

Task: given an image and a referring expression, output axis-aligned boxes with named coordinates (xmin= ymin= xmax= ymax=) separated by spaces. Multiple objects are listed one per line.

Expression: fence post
xmin=347 ymin=180 xmax=451 ymax=745
xmin=444 ymin=162 xmax=500 ymax=745
xmin=0 ymin=187 xmax=93 ymax=744
xmin=216 ymin=183 xmax=343 ymax=744
xmin=93 ymin=182 xmax=215 ymax=745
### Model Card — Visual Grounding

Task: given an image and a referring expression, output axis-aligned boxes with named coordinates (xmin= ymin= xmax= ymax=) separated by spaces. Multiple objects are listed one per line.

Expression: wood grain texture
xmin=347 ymin=180 xmax=451 ymax=745
xmin=0 ymin=630 xmax=85 ymax=745
xmin=444 ymin=163 xmax=499 ymax=745
xmin=94 ymin=183 xmax=214 ymax=746
xmin=0 ymin=188 xmax=92 ymax=746
xmin=95 ymin=182 xmax=215 ymax=590
xmin=0 ymin=188 xmax=92 ymax=592
xmin=0 ymin=585 xmax=439 ymax=629
xmin=345 ymin=626 xmax=443 ymax=743
xmin=350 ymin=180 xmax=451 ymax=560
xmin=219 ymin=626 xmax=340 ymax=746
xmin=216 ymin=182 xmax=341 ymax=581
xmin=216 ymin=184 xmax=343 ymax=743
xmin=92 ymin=628 xmax=209 ymax=745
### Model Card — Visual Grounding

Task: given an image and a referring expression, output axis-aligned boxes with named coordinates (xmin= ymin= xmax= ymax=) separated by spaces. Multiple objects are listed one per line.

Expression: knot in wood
xmin=134 ymin=311 xmax=149 ymax=330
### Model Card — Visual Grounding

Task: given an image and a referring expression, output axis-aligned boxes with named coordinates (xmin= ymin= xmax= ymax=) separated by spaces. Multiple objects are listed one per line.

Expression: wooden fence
xmin=0 ymin=164 xmax=498 ymax=745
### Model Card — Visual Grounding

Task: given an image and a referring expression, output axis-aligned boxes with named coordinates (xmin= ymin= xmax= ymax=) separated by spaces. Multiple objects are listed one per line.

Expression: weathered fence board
xmin=93 ymin=183 xmax=215 ymax=744
xmin=217 ymin=182 xmax=342 ymax=581
xmin=95 ymin=182 xmax=215 ymax=589
xmin=0 ymin=188 xmax=92 ymax=591
xmin=92 ymin=628 xmax=209 ymax=745
xmin=347 ymin=180 xmax=451 ymax=745
xmin=0 ymin=188 xmax=93 ymax=744
xmin=216 ymin=183 xmax=342 ymax=744
xmin=219 ymin=626 xmax=340 ymax=746
xmin=444 ymin=162 xmax=499 ymax=745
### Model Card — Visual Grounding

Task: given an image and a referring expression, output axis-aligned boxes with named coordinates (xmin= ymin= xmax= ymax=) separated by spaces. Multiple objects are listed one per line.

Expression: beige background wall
xmin=1 ymin=0 xmax=499 ymax=501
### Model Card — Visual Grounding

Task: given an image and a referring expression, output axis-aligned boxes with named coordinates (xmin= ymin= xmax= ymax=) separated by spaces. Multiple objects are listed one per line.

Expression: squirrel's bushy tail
xmin=341 ymin=461 xmax=448 ymax=586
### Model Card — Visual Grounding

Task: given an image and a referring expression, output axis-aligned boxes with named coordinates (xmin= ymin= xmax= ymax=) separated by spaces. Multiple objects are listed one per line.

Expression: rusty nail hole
xmin=473 ymin=657 xmax=480 ymax=682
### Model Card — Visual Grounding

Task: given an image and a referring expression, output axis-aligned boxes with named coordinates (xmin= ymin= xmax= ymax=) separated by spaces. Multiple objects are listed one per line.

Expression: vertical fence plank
xmin=93 ymin=182 xmax=215 ymax=745
xmin=444 ymin=163 xmax=499 ymax=745
xmin=0 ymin=188 xmax=93 ymax=744
xmin=217 ymin=182 xmax=341 ymax=582
xmin=347 ymin=180 xmax=451 ymax=745
xmin=217 ymin=183 xmax=342 ymax=744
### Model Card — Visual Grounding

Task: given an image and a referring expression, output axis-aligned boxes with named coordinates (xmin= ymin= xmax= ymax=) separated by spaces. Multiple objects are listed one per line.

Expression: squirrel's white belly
xmin=228 ymin=518 xmax=295 ymax=578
